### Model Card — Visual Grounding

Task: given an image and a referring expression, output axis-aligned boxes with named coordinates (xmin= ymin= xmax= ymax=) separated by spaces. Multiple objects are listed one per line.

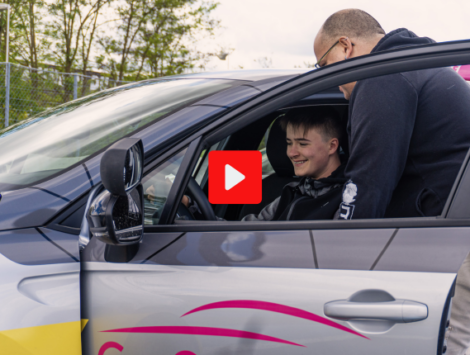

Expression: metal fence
xmin=0 ymin=63 xmax=131 ymax=129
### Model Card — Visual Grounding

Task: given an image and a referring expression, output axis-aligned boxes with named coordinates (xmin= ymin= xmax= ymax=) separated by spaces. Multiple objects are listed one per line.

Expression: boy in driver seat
xmin=240 ymin=106 xmax=346 ymax=221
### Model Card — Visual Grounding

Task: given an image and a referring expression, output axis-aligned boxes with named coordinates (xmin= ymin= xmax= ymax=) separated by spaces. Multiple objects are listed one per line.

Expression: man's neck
xmin=352 ymin=34 xmax=385 ymax=57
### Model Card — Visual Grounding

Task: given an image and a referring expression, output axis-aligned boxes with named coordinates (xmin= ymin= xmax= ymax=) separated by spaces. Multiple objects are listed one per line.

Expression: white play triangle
xmin=225 ymin=164 xmax=245 ymax=190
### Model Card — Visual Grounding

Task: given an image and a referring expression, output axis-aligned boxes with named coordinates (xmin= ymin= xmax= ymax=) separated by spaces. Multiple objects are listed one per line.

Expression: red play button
xmin=209 ymin=151 xmax=262 ymax=204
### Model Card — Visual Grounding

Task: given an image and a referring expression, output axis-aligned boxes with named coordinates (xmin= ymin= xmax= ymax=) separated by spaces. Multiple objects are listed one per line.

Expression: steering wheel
xmin=186 ymin=177 xmax=217 ymax=221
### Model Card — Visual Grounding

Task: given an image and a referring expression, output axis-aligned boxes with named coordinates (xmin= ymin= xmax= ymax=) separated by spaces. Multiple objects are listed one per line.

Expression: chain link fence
xmin=0 ymin=63 xmax=131 ymax=129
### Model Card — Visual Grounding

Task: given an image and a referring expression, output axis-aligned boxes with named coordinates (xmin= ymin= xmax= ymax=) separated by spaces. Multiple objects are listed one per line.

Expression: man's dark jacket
xmin=243 ymin=165 xmax=347 ymax=221
xmin=342 ymin=28 xmax=470 ymax=219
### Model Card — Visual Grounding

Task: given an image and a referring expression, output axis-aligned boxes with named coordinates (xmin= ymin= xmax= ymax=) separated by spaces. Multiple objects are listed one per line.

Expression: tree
xmin=294 ymin=62 xmax=315 ymax=69
xmin=254 ymin=56 xmax=272 ymax=68
xmin=97 ymin=0 xmax=219 ymax=81
xmin=45 ymin=0 xmax=113 ymax=74
xmin=96 ymin=0 xmax=151 ymax=81
xmin=0 ymin=0 xmax=49 ymax=67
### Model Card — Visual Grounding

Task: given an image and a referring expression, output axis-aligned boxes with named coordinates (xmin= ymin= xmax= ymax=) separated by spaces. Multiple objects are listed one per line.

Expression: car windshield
xmin=0 ymin=78 xmax=236 ymax=191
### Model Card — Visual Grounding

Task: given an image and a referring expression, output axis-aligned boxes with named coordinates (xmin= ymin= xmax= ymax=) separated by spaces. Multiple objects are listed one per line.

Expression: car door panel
xmin=80 ymin=43 xmax=470 ymax=354
xmin=312 ymin=228 xmax=395 ymax=270
xmin=82 ymin=232 xmax=184 ymax=263
xmin=146 ymin=230 xmax=314 ymax=268
xmin=311 ymin=227 xmax=470 ymax=273
xmin=374 ymin=227 xmax=470 ymax=272
xmin=0 ymin=228 xmax=81 ymax=354
xmin=82 ymin=259 xmax=453 ymax=355
xmin=82 ymin=228 xmax=456 ymax=354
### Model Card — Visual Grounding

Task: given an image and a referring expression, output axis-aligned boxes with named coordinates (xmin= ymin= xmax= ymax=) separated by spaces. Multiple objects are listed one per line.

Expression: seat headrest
xmin=266 ymin=117 xmax=294 ymax=177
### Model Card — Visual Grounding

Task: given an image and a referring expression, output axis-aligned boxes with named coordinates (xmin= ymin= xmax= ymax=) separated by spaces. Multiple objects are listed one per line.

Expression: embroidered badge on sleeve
xmin=339 ymin=181 xmax=357 ymax=219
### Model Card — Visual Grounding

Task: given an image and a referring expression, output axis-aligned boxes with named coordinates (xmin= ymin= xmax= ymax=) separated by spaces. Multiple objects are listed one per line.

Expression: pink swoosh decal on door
xmin=98 ymin=341 xmax=124 ymax=355
xmin=182 ymin=300 xmax=369 ymax=340
xmin=102 ymin=326 xmax=305 ymax=347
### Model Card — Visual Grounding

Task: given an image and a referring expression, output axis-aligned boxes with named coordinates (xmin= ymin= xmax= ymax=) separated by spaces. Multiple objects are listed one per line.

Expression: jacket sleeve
xmin=242 ymin=196 xmax=280 ymax=221
xmin=339 ymin=73 xmax=418 ymax=219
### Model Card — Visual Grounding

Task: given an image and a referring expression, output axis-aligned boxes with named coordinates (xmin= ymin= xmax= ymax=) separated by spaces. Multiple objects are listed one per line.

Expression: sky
xmin=200 ymin=0 xmax=470 ymax=71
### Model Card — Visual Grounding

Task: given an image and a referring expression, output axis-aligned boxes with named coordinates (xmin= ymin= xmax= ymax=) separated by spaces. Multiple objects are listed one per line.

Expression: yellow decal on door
xmin=0 ymin=321 xmax=81 ymax=355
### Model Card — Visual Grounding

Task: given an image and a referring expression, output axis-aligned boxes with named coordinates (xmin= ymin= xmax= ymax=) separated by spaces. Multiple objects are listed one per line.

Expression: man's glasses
xmin=314 ymin=39 xmax=355 ymax=69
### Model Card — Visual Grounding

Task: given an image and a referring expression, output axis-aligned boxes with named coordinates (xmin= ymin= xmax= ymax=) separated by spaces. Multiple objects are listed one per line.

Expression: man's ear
xmin=339 ymin=37 xmax=354 ymax=59
xmin=329 ymin=138 xmax=339 ymax=155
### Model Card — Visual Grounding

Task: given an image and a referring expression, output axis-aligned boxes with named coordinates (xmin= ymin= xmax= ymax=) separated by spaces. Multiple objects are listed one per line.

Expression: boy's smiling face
xmin=286 ymin=124 xmax=339 ymax=179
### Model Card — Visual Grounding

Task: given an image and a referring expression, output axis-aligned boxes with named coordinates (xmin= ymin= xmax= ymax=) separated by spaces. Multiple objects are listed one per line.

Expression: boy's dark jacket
xmin=242 ymin=165 xmax=347 ymax=221
xmin=343 ymin=28 xmax=470 ymax=219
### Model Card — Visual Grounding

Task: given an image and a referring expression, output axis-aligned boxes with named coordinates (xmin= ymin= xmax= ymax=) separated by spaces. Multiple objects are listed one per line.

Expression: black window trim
xmin=145 ymin=218 xmax=470 ymax=234
xmin=158 ymin=137 xmax=202 ymax=224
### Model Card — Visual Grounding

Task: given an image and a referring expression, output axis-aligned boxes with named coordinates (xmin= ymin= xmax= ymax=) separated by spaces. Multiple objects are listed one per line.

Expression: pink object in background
xmin=453 ymin=65 xmax=470 ymax=81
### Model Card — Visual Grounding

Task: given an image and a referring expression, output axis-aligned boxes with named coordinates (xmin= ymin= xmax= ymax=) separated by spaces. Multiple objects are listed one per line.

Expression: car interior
xmin=141 ymin=86 xmax=349 ymax=224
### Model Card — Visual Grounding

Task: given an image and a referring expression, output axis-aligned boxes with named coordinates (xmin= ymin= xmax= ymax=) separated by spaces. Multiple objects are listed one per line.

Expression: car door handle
xmin=324 ymin=299 xmax=428 ymax=323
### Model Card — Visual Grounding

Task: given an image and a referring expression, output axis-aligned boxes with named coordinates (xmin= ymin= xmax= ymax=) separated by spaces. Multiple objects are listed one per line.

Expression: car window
xmin=0 ymin=79 xmax=237 ymax=191
xmin=193 ymin=126 xmax=275 ymax=189
xmin=143 ymin=148 xmax=187 ymax=225
xmin=193 ymin=143 xmax=218 ymax=185
xmin=192 ymin=137 xmax=230 ymax=187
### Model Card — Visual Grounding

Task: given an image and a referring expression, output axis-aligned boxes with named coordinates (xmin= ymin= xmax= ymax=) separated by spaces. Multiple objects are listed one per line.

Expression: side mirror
xmin=88 ymin=138 xmax=144 ymax=246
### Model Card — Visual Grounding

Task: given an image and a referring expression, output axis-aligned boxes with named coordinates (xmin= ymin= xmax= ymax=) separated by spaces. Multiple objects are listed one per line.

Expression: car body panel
xmin=0 ymin=163 xmax=94 ymax=230
xmin=80 ymin=226 xmax=466 ymax=354
xmin=142 ymin=230 xmax=315 ymax=268
xmin=0 ymin=228 xmax=78 ymax=265
xmin=38 ymin=227 xmax=80 ymax=261
xmin=81 ymin=262 xmax=454 ymax=355
xmin=312 ymin=229 xmax=394 ymax=270
xmin=0 ymin=245 xmax=80 ymax=353
xmin=374 ymin=227 xmax=470 ymax=272
xmin=81 ymin=232 xmax=184 ymax=263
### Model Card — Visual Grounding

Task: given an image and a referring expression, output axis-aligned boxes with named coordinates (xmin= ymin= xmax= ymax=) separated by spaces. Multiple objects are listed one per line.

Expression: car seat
xmin=238 ymin=117 xmax=299 ymax=219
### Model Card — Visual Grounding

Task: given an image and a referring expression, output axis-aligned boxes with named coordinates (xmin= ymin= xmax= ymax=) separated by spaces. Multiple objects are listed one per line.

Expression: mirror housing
xmin=88 ymin=138 xmax=144 ymax=246
xmin=100 ymin=138 xmax=143 ymax=196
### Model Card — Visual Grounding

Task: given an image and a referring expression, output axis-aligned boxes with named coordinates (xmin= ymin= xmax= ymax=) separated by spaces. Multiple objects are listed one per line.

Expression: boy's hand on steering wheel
xmin=182 ymin=195 xmax=190 ymax=207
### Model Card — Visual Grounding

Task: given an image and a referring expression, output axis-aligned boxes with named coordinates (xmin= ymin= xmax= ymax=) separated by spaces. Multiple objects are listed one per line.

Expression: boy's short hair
xmin=279 ymin=106 xmax=343 ymax=142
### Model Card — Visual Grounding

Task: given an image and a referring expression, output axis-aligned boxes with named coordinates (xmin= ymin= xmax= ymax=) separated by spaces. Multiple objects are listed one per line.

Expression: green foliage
xmin=0 ymin=0 xmax=219 ymax=76
xmin=0 ymin=63 xmax=128 ymax=129
xmin=0 ymin=0 xmax=49 ymax=67
xmin=0 ymin=0 xmax=220 ymax=126
xmin=44 ymin=0 xmax=113 ymax=74
xmin=97 ymin=0 xmax=220 ymax=81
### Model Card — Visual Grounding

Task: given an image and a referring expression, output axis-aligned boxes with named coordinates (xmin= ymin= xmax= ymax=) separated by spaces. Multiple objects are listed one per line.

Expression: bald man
xmin=314 ymin=9 xmax=470 ymax=220
xmin=313 ymin=9 xmax=470 ymax=355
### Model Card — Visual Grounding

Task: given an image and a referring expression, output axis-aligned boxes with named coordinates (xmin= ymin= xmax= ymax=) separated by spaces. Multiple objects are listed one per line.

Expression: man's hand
xmin=182 ymin=195 xmax=190 ymax=207
xmin=145 ymin=185 xmax=155 ymax=203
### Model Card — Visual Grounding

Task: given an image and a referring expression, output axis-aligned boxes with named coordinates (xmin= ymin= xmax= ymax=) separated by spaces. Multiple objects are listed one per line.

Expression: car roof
xmin=152 ymin=69 xmax=312 ymax=82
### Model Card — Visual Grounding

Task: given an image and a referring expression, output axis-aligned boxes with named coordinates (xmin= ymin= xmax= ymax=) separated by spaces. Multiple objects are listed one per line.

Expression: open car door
xmin=81 ymin=138 xmax=463 ymax=355
xmin=81 ymin=40 xmax=470 ymax=355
